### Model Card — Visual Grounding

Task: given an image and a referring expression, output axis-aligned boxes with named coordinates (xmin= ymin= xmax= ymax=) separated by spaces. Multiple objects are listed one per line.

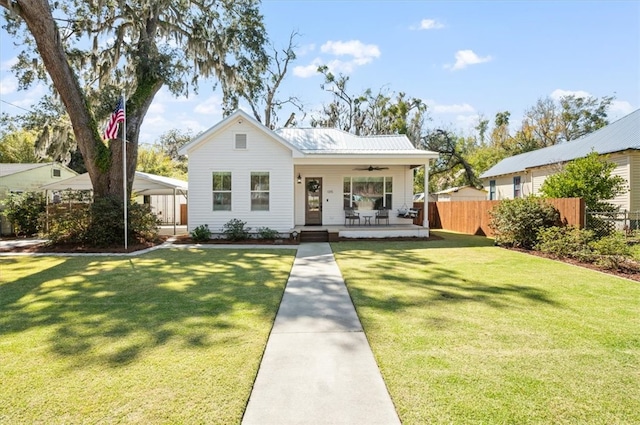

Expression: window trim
xmin=489 ymin=180 xmax=496 ymax=200
xmin=234 ymin=133 xmax=248 ymax=150
xmin=343 ymin=176 xmax=393 ymax=210
xmin=212 ymin=171 xmax=232 ymax=211
xmin=250 ymin=171 xmax=270 ymax=211
xmin=513 ymin=176 xmax=522 ymax=198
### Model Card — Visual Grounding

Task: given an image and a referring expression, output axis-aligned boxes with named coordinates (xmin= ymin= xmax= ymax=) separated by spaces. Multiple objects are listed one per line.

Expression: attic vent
xmin=235 ymin=133 xmax=247 ymax=149
xmin=52 ymin=168 xmax=61 ymax=177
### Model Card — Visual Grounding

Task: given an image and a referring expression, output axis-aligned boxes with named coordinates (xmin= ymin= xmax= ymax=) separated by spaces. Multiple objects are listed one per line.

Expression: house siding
xmin=186 ymin=122 xmax=294 ymax=234
xmin=482 ymin=151 xmax=636 ymax=211
xmin=630 ymin=151 xmax=640 ymax=212
xmin=294 ymin=165 xmax=414 ymax=226
xmin=0 ymin=164 xmax=77 ymax=200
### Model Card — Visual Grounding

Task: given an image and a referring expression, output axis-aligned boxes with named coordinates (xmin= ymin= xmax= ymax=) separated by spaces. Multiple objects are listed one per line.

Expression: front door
xmin=305 ymin=177 xmax=322 ymax=225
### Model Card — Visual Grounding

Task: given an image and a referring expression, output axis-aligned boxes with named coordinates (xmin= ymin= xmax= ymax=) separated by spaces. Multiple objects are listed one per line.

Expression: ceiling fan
xmin=353 ymin=165 xmax=389 ymax=171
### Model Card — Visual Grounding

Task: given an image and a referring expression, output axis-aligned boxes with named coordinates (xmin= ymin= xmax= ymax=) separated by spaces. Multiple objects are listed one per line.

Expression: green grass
xmin=332 ymin=231 xmax=640 ymax=425
xmin=0 ymin=248 xmax=295 ymax=424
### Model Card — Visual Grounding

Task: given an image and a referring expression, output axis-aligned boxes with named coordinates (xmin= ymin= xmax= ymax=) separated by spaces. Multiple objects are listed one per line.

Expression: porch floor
xmin=294 ymin=223 xmax=429 ymax=239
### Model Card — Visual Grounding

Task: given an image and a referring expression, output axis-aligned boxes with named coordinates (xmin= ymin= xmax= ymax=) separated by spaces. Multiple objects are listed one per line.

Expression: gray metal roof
xmin=480 ymin=109 xmax=640 ymax=178
xmin=0 ymin=163 xmax=53 ymax=177
xmin=275 ymin=128 xmax=422 ymax=154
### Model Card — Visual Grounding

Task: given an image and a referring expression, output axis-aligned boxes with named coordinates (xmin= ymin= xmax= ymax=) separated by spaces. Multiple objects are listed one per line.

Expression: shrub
xmin=590 ymin=232 xmax=632 ymax=270
xmin=44 ymin=195 xmax=159 ymax=246
xmin=536 ymin=226 xmax=595 ymax=261
xmin=2 ymin=191 xmax=46 ymax=236
xmin=222 ymin=219 xmax=251 ymax=241
xmin=489 ymin=197 xmax=560 ymax=249
xmin=257 ymin=227 xmax=280 ymax=240
xmin=190 ymin=224 xmax=212 ymax=242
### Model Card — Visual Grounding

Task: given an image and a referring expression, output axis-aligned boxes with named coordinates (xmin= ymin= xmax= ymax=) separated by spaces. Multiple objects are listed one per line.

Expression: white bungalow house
xmin=479 ymin=109 xmax=640 ymax=213
xmin=178 ymin=109 xmax=439 ymax=238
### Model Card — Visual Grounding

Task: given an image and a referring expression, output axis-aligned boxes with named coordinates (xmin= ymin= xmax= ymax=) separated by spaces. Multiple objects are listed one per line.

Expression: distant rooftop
xmin=480 ymin=109 xmax=640 ymax=179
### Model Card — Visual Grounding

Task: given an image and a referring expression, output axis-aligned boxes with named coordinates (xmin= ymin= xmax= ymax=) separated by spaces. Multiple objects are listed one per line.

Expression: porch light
xmin=297 ymin=173 xmax=302 ymax=184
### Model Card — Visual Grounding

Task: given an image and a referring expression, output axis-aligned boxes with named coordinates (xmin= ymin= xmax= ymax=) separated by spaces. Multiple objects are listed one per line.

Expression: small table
xmin=363 ymin=215 xmax=372 ymax=226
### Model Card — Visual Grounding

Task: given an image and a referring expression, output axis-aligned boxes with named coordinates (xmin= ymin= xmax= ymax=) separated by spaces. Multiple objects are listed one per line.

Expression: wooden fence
xmin=416 ymin=198 xmax=585 ymax=237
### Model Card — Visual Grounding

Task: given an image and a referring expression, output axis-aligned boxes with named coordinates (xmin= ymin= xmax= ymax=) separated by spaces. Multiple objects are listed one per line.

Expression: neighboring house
xmin=179 ymin=109 xmax=439 ymax=237
xmin=40 ymin=171 xmax=188 ymax=228
xmin=480 ymin=109 xmax=640 ymax=212
xmin=0 ymin=162 xmax=78 ymax=234
xmin=433 ymin=186 xmax=487 ymax=202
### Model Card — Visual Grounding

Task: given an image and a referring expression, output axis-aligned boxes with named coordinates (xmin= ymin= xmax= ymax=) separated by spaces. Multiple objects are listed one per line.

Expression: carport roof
xmin=40 ymin=171 xmax=187 ymax=195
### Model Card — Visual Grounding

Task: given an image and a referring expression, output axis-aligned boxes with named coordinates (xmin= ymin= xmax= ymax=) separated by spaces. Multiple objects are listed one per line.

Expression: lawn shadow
xmin=332 ymin=232 xmax=560 ymax=316
xmin=0 ymin=248 xmax=295 ymax=368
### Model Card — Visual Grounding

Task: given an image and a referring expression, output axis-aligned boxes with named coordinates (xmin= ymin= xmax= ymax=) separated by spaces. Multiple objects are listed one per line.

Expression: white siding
xmin=629 ymin=152 xmax=640 ymax=212
xmin=608 ymin=153 xmax=631 ymax=211
xmin=294 ymin=165 xmax=414 ymax=225
xmin=187 ymin=121 xmax=294 ymax=234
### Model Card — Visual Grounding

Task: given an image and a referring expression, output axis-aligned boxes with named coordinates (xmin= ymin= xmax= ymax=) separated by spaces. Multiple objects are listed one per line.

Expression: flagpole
xmin=122 ymin=91 xmax=128 ymax=250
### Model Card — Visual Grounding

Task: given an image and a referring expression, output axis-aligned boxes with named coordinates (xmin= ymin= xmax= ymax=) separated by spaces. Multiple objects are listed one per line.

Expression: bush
xmin=536 ymin=226 xmax=595 ymax=261
xmin=2 ymin=191 xmax=46 ymax=236
xmin=190 ymin=224 xmax=212 ymax=242
xmin=590 ymin=232 xmax=632 ymax=270
xmin=45 ymin=195 xmax=159 ymax=247
xmin=257 ymin=227 xmax=280 ymax=240
xmin=489 ymin=197 xmax=560 ymax=249
xmin=222 ymin=219 xmax=251 ymax=241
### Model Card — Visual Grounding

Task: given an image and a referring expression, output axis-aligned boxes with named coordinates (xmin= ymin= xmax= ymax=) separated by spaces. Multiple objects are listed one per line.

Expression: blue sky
xmin=1 ymin=0 xmax=638 ymax=144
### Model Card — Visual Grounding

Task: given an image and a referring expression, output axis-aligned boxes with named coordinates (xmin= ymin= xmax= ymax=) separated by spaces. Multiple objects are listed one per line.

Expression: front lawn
xmin=332 ymin=231 xmax=640 ymax=424
xmin=0 ymin=248 xmax=295 ymax=424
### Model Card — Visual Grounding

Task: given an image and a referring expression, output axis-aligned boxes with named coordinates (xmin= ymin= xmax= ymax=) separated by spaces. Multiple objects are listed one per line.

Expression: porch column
xmin=423 ymin=163 xmax=429 ymax=234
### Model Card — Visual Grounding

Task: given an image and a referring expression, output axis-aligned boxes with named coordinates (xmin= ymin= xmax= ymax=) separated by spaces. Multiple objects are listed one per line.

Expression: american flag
xmin=103 ymin=97 xmax=125 ymax=140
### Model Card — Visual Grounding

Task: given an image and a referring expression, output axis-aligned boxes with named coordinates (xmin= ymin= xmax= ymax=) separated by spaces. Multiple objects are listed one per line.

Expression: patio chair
xmin=344 ymin=208 xmax=360 ymax=226
xmin=375 ymin=209 xmax=390 ymax=225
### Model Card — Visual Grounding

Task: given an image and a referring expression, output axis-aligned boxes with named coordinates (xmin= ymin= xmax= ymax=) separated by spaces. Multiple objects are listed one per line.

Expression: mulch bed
xmin=508 ymin=247 xmax=640 ymax=283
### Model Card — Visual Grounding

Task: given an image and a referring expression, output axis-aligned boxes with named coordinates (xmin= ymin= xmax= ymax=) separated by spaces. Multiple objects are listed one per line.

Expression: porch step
xmin=300 ymin=230 xmax=329 ymax=243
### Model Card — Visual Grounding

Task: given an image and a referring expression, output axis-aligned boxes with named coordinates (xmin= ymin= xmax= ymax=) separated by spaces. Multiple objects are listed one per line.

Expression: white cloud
xmin=297 ymin=43 xmax=316 ymax=56
xmin=194 ymin=95 xmax=222 ymax=115
xmin=0 ymin=76 xmax=17 ymax=95
xmin=320 ymin=40 xmax=381 ymax=63
xmin=609 ymin=99 xmax=635 ymax=116
xmin=550 ymin=89 xmax=591 ymax=100
xmin=446 ymin=49 xmax=492 ymax=71
xmin=412 ymin=19 xmax=445 ymax=30
xmin=1 ymin=56 xmax=18 ymax=71
xmin=431 ymin=102 xmax=475 ymax=114
xmin=293 ymin=40 xmax=380 ymax=78
xmin=293 ymin=59 xmax=323 ymax=78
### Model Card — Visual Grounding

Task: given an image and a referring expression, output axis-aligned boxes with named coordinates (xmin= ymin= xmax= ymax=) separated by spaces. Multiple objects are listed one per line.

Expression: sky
xmin=1 ymin=0 xmax=639 ymax=145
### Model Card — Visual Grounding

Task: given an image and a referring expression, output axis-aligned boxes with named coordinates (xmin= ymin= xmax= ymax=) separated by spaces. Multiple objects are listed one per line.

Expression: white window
xmin=212 ymin=171 xmax=232 ymax=211
xmin=343 ymin=176 xmax=393 ymax=210
xmin=251 ymin=172 xmax=269 ymax=211
xmin=235 ymin=133 xmax=247 ymax=150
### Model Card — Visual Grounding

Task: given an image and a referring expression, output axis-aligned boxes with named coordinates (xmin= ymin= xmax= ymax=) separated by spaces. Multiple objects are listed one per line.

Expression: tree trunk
xmin=2 ymin=0 xmax=122 ymax=200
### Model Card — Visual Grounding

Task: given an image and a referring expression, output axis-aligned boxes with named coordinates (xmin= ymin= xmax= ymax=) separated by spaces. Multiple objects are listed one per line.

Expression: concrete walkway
xmin=242 ymin=243 xmax=400 ymax=425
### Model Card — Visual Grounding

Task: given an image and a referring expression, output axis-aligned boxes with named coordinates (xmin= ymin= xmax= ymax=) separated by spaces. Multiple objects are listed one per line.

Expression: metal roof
xmin=275 ymin=128 xmax=427 ymax=155
xmin=0 ymin=163 xmax=60 ymax=177
xmin=480 ymin=109 xmax=640 ymax=178
xmin=41 ymin=171 xmax=187 ymax=195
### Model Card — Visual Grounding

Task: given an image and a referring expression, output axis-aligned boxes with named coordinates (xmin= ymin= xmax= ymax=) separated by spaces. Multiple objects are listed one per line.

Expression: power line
xmin=0 ymin=99 xmax=33 ymax=113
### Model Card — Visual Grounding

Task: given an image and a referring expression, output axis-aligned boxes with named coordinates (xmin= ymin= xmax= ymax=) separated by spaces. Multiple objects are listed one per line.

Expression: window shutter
xmin=235 ymin=133 xmax=247 ymax=149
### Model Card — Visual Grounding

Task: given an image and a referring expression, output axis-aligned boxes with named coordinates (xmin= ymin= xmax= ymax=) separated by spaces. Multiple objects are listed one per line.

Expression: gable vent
xmin=235 ymin=133 xmax=247 ymax=149
xmin=52 ymin=168 xmax=61 ymax=177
